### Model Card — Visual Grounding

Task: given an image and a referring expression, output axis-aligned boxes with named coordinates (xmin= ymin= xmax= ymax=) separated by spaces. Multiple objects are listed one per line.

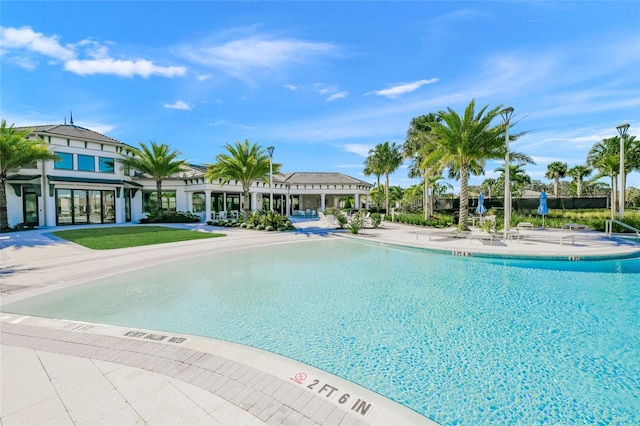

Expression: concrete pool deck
xmin=1 ymin=219 xmax=639 ymax=425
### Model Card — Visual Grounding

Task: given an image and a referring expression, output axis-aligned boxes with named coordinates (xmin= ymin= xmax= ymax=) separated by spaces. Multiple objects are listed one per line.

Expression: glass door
xmin=23 ymin=191 xmax=38 ymax=225
xmin=103 ymin=191 xmax=115 ymax=223
xmin=73 ymin=190 xmax=89 ymax=224
xmin=89 ymin=190 xmax=102 ymax=224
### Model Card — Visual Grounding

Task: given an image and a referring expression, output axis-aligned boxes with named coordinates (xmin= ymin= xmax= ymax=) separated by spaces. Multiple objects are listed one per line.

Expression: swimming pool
xmin=4 ymin=239 xmax=639 ymax=424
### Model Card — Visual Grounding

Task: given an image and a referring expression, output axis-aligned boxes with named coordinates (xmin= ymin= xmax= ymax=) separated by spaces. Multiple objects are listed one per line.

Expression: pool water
xmin=5 ymin=239 xmax=639 ymax=424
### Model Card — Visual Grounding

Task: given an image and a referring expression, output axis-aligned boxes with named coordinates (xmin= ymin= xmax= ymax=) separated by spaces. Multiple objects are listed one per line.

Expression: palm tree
xmin=545 ymin=161 xmax=568 ymax=197
xmin=206 ymin=140 xmax=281 ymax=219
xmin=480 ymin=177 xmax=499 ymax=199
xmin=495 ymin=163 xmax=531 ymax=199
xmin=0 ymin=120 xmax=59 ymax=230
xmin=119 ymin=141 xmax=187 ymax=220
xmin=425 ymin=99 xmax=509 ymax=229
xmin=567 ymin=165 xmax=592 ymax=197
xmin=404 ymin=113 xmax=442 ymax=219
xmin=588 ymin=137 xmax=620 ymax=218
xmin=367 ymin=141 xmax=403 ymax=215
xmin=363 ymin=155 xmax=383 ymax=210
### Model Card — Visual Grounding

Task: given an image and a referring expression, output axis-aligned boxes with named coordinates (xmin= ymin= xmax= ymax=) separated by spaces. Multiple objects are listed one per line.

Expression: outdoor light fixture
xmin=616 ymin=123 xmax=630 ymax=220
xmin=267 ymin=146 xmax=275 ymax=212
xmin=501 ymin=107 xmax=514 ymax=239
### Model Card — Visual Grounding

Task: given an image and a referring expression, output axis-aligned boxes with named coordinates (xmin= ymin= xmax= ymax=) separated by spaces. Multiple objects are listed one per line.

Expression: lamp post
xmin=501 ymin=107 xmax=514 ymax=239
xmin=267 ymin=146 xmax=275 ymax=212
xmin=616 ymin=123 xmax=630 ymax=220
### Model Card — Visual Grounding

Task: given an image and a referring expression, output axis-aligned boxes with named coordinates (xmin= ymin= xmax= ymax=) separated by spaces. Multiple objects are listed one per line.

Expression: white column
xmin=251 ymin=192 xmax=258 ymax=212
xmin=354 ymin=193 xmax=359 ymax=209
xmin=366 ymin=195 xmax=370 ymax=210
xmin=186 ymin=192 xmax=193 ymax=213
xmin=205 ymin=191 xmax=212 ymax=221
xmin=223 ymin=192 xmax=227 ymax=212
xmin=320 ymin=194 xmax=326 ymax=211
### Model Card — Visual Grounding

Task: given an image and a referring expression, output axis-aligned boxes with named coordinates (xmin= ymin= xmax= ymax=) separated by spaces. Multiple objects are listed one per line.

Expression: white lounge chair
xmin=324 ymin=214 xmax=339 ymax=228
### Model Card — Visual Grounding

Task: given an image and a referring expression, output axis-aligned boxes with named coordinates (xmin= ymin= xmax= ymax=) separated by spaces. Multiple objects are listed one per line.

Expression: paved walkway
xmin=1 ymin=220 xmax=638 ymax=425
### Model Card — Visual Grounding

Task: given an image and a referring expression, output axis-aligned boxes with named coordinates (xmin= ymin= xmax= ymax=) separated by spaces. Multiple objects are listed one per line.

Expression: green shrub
xmin=370 ymin=213 xmax=382 ymax=228
xmin=141 ymin=211 xmax=201 ymax=223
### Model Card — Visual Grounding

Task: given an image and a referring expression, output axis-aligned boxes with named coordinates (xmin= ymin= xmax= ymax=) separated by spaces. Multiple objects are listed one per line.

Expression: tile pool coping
xmin=341 ymin=233 xmax=640 ymax=261
xmin=1 ymin=313 xmax=433 ymax=425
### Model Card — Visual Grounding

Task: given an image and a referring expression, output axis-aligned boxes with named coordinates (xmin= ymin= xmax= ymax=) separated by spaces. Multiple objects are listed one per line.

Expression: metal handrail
xmin=605 ymin=219 xmax=640 ymax=242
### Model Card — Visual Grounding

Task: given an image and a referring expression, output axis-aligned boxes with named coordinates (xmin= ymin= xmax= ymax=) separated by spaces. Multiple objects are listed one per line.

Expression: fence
xmin=433 ymin=196 xmax=609 ymax=212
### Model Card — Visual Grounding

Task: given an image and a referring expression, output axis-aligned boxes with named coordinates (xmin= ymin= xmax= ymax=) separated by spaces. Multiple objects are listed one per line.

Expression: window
xmin=98 ymin=157 xmax=114 ymax=173
xmin=55 ymin=188 xmax=115 ymax=225
xmin=54 ymin=152 xmax=73 ymax=170
xmin=143 ymin=191 xmax=176 ymax=213
xmin=78 ymin=154 xmax=95 ymax=171
xmin=192 ymin=192 xmax=205 ymax=212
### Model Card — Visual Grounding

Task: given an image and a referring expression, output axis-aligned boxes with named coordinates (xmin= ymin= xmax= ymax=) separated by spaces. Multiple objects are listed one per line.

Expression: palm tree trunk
xmin=554 ymin=177 xmax=559 ymax=197
xmin=385 ymin=173 xmax=390 ymax=215
xmin=459 ymin=165 xmax=470 ymax=229
xmin=577 ymin=179 xmax=582 ymax=197
xmin=376 ymin=175 xmax=381 ymax=210
xmin=156 ymin=180 xmax=163 ymax=219
xmin=423 ymin=168 xmax=429 ymax=220
xmin=243 ymin=188 xmax=251 ymax=219
xmin=0 ymin=177 xmax=9 ymax=230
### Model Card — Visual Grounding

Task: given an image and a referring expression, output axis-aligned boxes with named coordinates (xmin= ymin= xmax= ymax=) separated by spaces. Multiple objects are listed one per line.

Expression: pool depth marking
xmin=291 ymin=371 xmax=373 ymax=417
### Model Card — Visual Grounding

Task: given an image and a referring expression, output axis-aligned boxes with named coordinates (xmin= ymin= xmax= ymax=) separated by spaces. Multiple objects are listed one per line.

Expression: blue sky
xmin=2 ymin=1 xmax=639 ymax=190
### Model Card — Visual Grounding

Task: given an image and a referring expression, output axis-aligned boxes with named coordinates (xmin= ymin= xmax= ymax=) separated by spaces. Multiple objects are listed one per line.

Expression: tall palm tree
xmin=545 ymin=161 xmax=568 ymax=197
xmin=119 ymin=141 xmax=187 ymax=220
xmin=0 ymin=120 xmax=59 ymax=230
xmin=480 ymin=177 xmax=498 ymax=199
xmin=206 ymin=140 xmax=281 ymax=219
xmin=367 ymin=141 xmax=403 ymax=215
xmin=363 ymin=155 xmax=383 ymax=210
xmin=567 ymin=165 xmax=592 ymax=197
xmin=495 ymin=163 xmax=531 ymax=199
xmin=425 ymin=99 xmax=509 ymax=229
xmin=587 ymin=137 xmax=620 ymax=218
xmin=404 ymin=113 xmax=442 ymax=219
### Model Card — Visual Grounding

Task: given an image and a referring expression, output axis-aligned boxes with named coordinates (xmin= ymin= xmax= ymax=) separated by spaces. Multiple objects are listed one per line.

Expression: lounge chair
xmin=563 ymin=223 xmax=587 ymax=230
xmin=427 ymin=227 xmax=470 ymax=241
xmin=324 ymin=214 xmax=340 ymax=228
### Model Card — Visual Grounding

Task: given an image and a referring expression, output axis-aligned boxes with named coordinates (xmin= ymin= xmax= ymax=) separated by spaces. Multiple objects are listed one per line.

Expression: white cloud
xmin=1 ymin=25 xmax=186 ymax=78
xmin=64 ymin=58 xmax=186 ymax=78
xmin=163 ymin=100 xmax=193 ymax=110
xmin=371 ymin=78 xmax=439 ymax=98
xmin=197 ymin=73 xmax=213 ymax=81
xmin=343 ymin=144 xmax=373 ymax=157
xmin=177 ymin=32 xmax=337 ymax=82
xmin=284 ymin=84 xmax=300 ymax=91
xmin=0 ymin=26 xmax=75 ymax=60
xmin=326 ymin=91 xmax=349 ymax=102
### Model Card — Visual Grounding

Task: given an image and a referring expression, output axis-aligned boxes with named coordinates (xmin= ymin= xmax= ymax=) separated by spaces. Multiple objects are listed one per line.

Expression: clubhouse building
xmin=6 ymin=123 xmax=373 ymax=228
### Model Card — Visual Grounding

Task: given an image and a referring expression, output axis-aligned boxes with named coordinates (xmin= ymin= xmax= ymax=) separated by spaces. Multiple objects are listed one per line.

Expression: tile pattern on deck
xmin=1 ymin=321 xmax=428 ymax=425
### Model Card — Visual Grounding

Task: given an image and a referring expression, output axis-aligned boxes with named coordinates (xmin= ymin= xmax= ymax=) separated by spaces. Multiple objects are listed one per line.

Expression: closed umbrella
xmin=537 ymin=190 xmax=549 ymax=228
xmin=476 ymin=193 xmax=487 ymax=215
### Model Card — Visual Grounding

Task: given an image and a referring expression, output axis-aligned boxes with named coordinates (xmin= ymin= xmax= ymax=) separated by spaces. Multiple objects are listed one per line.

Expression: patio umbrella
xmin=476 ymin=193 xmax=487 ymax=216
xmin=537 ymin=190 xmax=549 ymax=228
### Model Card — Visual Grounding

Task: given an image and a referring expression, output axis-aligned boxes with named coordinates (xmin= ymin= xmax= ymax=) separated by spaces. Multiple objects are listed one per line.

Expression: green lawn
xmin=52 ymin=226 xmax=225 ymax=250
